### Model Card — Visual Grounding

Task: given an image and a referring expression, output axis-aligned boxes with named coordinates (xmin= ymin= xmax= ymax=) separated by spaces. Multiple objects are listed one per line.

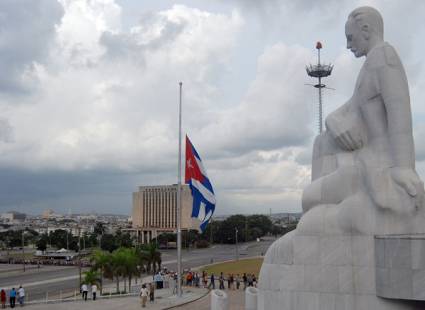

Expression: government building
xmin=132 ymin=184 xmax=197 ymax=244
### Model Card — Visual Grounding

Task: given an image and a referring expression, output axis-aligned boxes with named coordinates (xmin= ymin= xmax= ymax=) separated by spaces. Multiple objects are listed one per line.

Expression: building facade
xmin=0 ymin=212 xmax=26 ymax=223
xmin=132 ymin=184 xmax=195 ymax=244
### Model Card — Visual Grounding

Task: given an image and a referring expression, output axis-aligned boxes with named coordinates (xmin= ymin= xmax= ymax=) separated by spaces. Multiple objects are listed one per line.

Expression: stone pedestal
xmin=245 ymin=287 xmax=258 ymax=310
xmin=211 ymin=289 xmax=228 ymax=310
xmin=375 ymin=234 xmax=425 ymax=301
xmin=258 ymin=231 xmax=425 ymax=310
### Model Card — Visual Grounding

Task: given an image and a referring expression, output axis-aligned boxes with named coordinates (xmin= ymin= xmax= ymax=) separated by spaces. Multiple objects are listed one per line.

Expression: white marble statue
xmin=258 ymin=6 xmax=425 ymax=310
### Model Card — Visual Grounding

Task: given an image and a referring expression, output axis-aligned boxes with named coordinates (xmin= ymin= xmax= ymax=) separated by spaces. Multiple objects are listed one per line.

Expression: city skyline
xmin=1 ymin=0 xmax=425 ymax=216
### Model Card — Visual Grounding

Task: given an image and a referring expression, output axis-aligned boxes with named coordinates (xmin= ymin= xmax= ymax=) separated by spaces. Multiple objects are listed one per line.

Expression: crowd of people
xmin=0 ymin=258 xmax=91 ymax=267
xmin=138 ymin=269 xmax=258 ymax=307
xmin=0 ymin=286 xmax=25 ymax=308
xmin=209 ymin=272 xmax=257 ymax=290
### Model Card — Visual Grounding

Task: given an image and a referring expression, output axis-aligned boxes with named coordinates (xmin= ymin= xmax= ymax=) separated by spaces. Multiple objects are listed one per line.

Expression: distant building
xmin=42 ymin=209 xmax=62 ymax=220
xmin=132 ymin=184 xmax=196 ymax=243
xmin=0 ymin=211 xmax=26 ymax=223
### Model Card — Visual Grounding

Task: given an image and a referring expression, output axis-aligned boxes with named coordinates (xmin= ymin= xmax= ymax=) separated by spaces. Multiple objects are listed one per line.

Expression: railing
xmin=23 ymin=283 xmax=147 ymax=306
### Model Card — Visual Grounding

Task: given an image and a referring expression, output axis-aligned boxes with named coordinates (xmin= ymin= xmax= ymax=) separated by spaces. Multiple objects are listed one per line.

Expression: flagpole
xmin=177 ymin=81 xmax=183 ymax=297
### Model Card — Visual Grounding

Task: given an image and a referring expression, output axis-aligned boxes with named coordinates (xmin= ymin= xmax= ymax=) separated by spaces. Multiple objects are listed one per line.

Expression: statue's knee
xmin=302 ymin=180 xmax=323 ymax=213
xmin=263 ymin=231 xmax=295 ymax=265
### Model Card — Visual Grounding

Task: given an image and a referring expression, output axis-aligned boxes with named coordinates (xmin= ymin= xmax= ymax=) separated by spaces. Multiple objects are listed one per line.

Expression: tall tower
xmin=306 ymin=42 xmax=333 ymax=134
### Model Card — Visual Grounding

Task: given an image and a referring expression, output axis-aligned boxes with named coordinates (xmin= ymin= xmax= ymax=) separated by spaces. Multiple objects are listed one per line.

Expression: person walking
xmin=247 ymin=274 xmax=253 ymax=287
xmin=243 ymin=273 xmax=247 ymax=290
xmin=17 ymin=286 xmax=25 ymax=307
xmin=209 ymin=273 xmax=215 ymax=290
xmin=186 ymin=272 xmax=193 ymax=286
xmin=169 ymin=273 xmax=176 ymax=294
xmin=236 ymin=274 xmax=240 ymax=290
xmin=91 ymin=283 xmax=97 ymax=301
xmin=154 ymin=272 xmax=161 ymax=289
xmin=139 ymin=284 xmax=148 ymax=308
xmin=149 ymin=282 xmax=155 ymax=303
xmin=194 ymin=272 xmax=200 ymax=287
xmin=81 ymin=283 xmax=88 ymax=301
xmin=219 ymin=273 xmax=225 ymax=290
xmin=1 ymin=289 xmax=6 ymax=308
xmin=202 ymin=271 xmax=208 ymax=288
xmin=9 ymin=288 xmax=16 ymax=308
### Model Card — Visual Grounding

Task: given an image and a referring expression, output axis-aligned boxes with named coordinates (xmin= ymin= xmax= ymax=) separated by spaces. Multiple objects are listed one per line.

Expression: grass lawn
xmin=201 ymin=257 xmax=263 ymax=277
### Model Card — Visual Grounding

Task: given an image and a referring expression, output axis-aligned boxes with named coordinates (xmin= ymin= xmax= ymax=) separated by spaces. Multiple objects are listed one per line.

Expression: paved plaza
xmin=176 ymin=289 xmax=245 ymax=310
xmin=23 ymin=287 xmax=246 ymax=309
xmin=26 ymin=287 xmax=210 ymax=310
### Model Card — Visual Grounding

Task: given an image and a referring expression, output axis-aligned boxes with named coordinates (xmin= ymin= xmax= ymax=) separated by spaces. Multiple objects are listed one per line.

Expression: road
xmin=0 ymin=264 xmax=83 ymax=301
xmin=160 ymin=239 xmax=274 ymax=271
xmin=0 ymin=238 xmax=275 ymax=301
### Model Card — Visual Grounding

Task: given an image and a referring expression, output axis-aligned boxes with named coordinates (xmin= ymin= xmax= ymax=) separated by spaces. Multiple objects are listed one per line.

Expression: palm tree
xmin=84 ymin=270 xmax=101 ymax=286
xmin=141 ymin=243 xmax=162 ymax=274
xmin=120 ymin=248 xmax=139 ymax=292
xmin=135 ymin=246 xmax=148 ymax=274
xmin=111 ymin=248 xmax=127 ymax=293
xmin=90 ymin=249 xmax=113 ymax=294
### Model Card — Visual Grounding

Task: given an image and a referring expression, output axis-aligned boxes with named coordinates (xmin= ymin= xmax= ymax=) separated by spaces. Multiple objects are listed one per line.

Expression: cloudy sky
xmin=1 ymin=0 xmax=425 ymax=216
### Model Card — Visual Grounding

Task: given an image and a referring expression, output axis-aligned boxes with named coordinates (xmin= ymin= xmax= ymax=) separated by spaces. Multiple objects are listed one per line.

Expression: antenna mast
xmin=306 ymin=42 xmax=333 ymax=134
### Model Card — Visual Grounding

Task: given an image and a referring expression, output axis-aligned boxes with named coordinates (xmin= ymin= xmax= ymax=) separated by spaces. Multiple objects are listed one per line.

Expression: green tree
xmin=140 ymin=243 xmax=161 ymax=274
xmin=247 ymin=215 xmax=273 ymax=237
xmin=200 ymin=220 xmax=221 ymax=244
xmin=119 ymin=248 xmax=139 ymax=292
xmin=111 ymin=248 xmax=127 ymax=293
xmin=94 ymin=222 xmax=106 ymax=235
xmin=88 ymin=233 xmax=99 ymax=248
xmin=115 ymin=230 xmax=133 ymax=248
xmin=90 ymin=249 xmax=113 ymax=294
xmin=84 ymin=270 xmax=101 ymax=286
xmin=100 ymin=234 xmax=118 ymax=252
xmin=157 ymin=233 xmax=176 ymax=248
xmin=217 ymin=215 xmax=247 ymax=244
xmin=36 ymin=234 xmax=49 ymax=251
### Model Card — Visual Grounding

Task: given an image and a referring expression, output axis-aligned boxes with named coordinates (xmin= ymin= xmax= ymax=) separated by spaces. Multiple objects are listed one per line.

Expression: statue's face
xmin=345 ymin=19 xmax=368 ymax=58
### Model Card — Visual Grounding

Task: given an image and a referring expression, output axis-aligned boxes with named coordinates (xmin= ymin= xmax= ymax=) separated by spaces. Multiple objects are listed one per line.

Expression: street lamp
xmin=235 ymin=228 xmax=239 ymax=261
xmin=22 ymin=230 xmax=27 ymax=272
xmin=78 ymin=226 xmax=82 ymax=287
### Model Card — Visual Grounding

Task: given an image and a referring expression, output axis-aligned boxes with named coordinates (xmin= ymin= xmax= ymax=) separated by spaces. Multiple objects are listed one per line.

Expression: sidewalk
xmin=175 ymin=289 xmax=245 ymax=310
xmin=26 ymin=287 xmax=208 ymax=310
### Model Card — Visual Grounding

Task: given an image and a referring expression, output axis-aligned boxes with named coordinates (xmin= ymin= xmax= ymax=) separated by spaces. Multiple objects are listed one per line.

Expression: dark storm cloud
xmin=0 ymin=167 xmax=150 ymax=215
xmin=0 ymin=0 xmax=63 ymax=95
xmin=100 ymin=14 xmax=186 ymax=61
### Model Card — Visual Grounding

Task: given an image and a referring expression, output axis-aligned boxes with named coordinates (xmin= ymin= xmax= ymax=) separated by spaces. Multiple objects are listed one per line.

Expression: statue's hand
xmin=325 ymin=112 xmax=363 ymax=151
xmin=391 ymin=167 xmax=425 ymax=209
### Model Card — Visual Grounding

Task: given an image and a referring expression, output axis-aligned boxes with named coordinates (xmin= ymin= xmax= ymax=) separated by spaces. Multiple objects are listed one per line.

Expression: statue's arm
xmin=325 ymin=98 xmax=363 ymax=151
xmin=378 ymin=65 xmax=424 ymax=209
xmin=378 ymin=65 xmax=414 ymax=168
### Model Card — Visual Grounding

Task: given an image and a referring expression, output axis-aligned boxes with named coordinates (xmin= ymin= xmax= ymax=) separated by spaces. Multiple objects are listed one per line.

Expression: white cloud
xmin=0 ymin=0 xmax=63 ymax=95
xmin=1 ymin=2 xmax=244 ymax=174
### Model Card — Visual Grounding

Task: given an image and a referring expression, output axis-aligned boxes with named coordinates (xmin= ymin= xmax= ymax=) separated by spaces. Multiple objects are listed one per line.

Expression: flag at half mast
xmin=185 ymin=135 xmax=216 ymax=232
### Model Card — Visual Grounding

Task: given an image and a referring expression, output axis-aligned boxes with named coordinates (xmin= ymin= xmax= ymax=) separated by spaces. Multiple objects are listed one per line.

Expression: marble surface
xmin=258 ymin=6 xmax=425 ymax=310
xmin=375 ymin=235 xmax=425 ymax=300
xmin=245 ymin=287 xmax=258 ymax=310
xmin=211 ymin=289 xmax=228 ymax=310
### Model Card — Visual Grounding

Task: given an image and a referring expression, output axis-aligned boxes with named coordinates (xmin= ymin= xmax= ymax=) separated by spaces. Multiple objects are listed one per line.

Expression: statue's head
xmin=346 ymin=6 xmax=384 ymax=57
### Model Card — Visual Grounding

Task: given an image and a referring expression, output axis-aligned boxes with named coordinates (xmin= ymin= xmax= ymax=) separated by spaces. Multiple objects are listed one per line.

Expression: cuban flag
xmin=185 ymin=136 xmax=216 ymax=232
